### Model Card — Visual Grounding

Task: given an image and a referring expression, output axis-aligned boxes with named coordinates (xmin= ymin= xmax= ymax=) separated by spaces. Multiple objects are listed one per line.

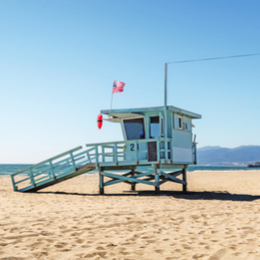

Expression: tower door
xmin=149 ymin=116 xmax=164 ymax=139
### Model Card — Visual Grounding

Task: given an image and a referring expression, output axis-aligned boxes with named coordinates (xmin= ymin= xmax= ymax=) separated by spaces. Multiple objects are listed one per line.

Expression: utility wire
xmin=167 ymin=53 xmax=260 ymax=64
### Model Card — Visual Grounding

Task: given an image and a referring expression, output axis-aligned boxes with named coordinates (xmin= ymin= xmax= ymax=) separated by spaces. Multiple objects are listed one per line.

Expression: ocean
xmin=0 ymin=164 xmax=258 ymax=175
xmin=0 ymin=164 xmax=34 ymax=175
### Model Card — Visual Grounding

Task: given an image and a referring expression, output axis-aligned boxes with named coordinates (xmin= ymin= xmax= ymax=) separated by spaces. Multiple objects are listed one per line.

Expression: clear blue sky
xmin=1 ymin=0 xmax=260 ymax=163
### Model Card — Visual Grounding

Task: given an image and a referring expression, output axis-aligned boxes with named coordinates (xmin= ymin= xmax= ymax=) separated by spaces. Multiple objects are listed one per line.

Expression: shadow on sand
xmin=34 ymin=190 xmax=260 ymax=202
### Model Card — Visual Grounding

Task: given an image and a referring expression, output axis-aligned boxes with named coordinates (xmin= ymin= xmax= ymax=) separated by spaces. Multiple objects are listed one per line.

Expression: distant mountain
xmin=197 ymin=146 xmax=222 ymax=152
xmin=197 ymin=145 xmax=260 ymax=166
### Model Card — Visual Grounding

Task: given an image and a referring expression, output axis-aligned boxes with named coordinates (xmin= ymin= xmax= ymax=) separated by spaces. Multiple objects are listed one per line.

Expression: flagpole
xmin=110 ymin=92 xmax=113 ymax=114
xmin=110 ymin=80 xmax=125 ymax=115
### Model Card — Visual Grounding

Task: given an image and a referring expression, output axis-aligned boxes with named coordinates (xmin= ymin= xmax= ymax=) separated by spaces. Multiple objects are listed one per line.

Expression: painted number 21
xmin=130 ymin=143 xmax=139 ymax=151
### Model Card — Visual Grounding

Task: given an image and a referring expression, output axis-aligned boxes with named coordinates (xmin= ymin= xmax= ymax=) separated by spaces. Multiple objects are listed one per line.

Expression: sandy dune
xmin=1 ymin=171 xmax=260 ymax=260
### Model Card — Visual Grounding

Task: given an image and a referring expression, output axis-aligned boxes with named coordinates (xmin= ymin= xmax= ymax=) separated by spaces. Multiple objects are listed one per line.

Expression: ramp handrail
xmin=12 ymin=146 xmax=83 ymax=177
xmin=11 ymin=146 xmax=96 ymax=192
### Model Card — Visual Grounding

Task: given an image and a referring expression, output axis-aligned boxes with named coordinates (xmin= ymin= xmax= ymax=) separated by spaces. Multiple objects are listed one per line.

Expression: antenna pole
xmin=164 ymin=63 xmax=168 ymax=107
xmin=164 ymin=62 xmax=168 ymax=161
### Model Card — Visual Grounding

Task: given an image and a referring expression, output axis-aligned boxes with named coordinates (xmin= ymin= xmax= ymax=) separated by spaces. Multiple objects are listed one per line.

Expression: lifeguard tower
xmin=95 ymin=105 xmax=201 ymax=194
xmin=10 ymin=105 xmax=201 ymax=194
xmin=10 ymin=64 xmax=201 ymax=193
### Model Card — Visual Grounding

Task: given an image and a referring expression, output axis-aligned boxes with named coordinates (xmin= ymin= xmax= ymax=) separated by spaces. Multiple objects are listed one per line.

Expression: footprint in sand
xmin=96 ymin=246 xmax=105 ymax=250
xmin=54 ymin=242 xmax=68 ymax=249
xmin=208 ymin=248 xmax=227 ymax=260
xmin=192 ymin=253 xmax=209 ymax=259
xmin=75 ymin=238 xmax=84 ymax=244
xmin=155 ymin=249 xmax=164 ymax=254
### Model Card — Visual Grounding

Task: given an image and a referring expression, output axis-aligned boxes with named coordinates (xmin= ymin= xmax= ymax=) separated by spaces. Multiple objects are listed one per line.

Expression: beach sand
xmin=1 ymin=171 xmax=260 ymax=260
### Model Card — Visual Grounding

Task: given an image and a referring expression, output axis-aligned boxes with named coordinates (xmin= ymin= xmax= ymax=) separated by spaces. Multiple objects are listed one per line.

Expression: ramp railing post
xmin=70 ymin=152 xmax=77 ymax=170
xmin=11 ymin=175 xmax=17 ymax=191
xmin=29 ymin=168 xmax=36 ymax=188
xmin=49 ymin=160 xmax=56 ymax=180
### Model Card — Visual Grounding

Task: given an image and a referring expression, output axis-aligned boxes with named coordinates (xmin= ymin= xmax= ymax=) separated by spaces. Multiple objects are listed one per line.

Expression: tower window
xmin=178 ymin=116 xmax=183 ymax=129
xmin=123 ymin=118 xmax=145 ymax=140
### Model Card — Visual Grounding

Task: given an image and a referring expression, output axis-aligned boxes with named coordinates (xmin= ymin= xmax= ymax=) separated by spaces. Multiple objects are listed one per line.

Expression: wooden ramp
xmin=11 ymin=146 xmax=96 ymax=192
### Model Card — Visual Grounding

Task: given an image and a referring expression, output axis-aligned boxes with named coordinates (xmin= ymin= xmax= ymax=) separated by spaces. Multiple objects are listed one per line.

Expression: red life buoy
xmin=97 ymin=114 xmax=103 ymax=129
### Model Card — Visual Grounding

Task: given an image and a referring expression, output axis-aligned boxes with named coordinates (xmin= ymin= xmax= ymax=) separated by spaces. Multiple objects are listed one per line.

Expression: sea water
xmin=187 ymin=166 xmax=256 ymax=171
xmin=0 ymin=164 xmax=33 ymax=175
xmin=0 ymin=164 xmax=257 ymax=175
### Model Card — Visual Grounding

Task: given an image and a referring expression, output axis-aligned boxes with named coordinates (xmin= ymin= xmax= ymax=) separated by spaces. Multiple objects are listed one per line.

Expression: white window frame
xmin=122 ymin=116 xmax=145 ymax=140
xmin=178 ymin=115 xmax=183 ymax=130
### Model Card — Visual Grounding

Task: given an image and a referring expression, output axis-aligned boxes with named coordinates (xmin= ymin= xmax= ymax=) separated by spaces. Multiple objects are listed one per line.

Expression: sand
xmin=1 ymin=170 xmax=260 ymax=260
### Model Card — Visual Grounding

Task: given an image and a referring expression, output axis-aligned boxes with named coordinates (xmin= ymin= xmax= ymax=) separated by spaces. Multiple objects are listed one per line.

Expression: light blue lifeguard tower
xmin=11 ymin=64 xmax=201 ymax=193
xmin=96 ymin=105 xmax=201 ymax=193
xmin=10 ymin=105 xmax=201 ymax=193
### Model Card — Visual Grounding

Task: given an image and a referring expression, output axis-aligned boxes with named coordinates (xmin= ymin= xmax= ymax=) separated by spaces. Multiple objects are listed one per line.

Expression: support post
xmin=182 ymin=168 xmax=187 ymax=193
xmin=131 ymin=168 xmax=136 ymax=191
xmin=155 ymin=167 xmax=160 ymax=194
xmin=99 ymin=170 xmax=104 ymax=195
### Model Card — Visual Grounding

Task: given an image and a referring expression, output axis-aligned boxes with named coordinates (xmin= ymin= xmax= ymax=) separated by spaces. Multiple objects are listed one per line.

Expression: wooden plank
xmin=160 ymin=171 xmax=185 ymax=185
xmin=15 ymin=176 xmax=31 ymax=184
xmin=102 ymin=172 xmax=154 ymax=186
xmin=160 ymin=170 xmax=183 ymax=178
xmin=104 ymin=171 xmax=153 ymax=186
xmin=76 ymin=163 xmax=96 ymax=171
xmin=99 ymin=165 xmax=136 ymax=171
xmin=159 ymin=179 xmax=168 ymax=185
xmin=104 ymin=172 xmax=133 ymax=186
xmin=34 ymin=175 xmax=51 ymax=183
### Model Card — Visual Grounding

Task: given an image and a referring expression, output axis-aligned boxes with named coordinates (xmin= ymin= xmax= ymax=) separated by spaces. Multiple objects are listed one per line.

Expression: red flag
xmin=112 ymin=80 xmax=125 ymax=93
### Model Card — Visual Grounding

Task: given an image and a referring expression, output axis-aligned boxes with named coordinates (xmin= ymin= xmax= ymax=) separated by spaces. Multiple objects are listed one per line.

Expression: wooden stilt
xmin=97 ymin=165 xmax=188 ymax=195
xmin=182 ymin=168 xmax=187 ymax=193
xmin=155 ymin=168 xmax=160 ymax=194
xmin=99 ymin=171 xmax=104 ymax=195
xmin=131 ymin=168 xmax=136 ymax=191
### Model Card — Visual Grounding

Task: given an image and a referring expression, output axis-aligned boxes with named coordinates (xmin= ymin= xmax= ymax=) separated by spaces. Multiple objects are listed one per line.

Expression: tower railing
xmin=85 ymin=138 xmax=173 ymax=167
